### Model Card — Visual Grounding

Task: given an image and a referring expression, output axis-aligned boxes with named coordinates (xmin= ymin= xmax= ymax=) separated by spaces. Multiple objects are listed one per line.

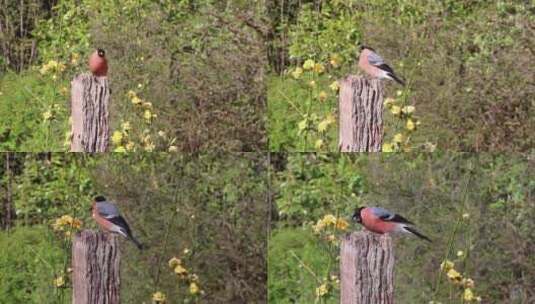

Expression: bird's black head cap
xmin=352 ymin=207 xmax=365 ymax=223
xmin=97 ymin=48 xmax=105 ymax=57
xmin=359 ymin=45 xmax=375 ymax=52
xmin=94 ymin=195 xmax=107 ymax=202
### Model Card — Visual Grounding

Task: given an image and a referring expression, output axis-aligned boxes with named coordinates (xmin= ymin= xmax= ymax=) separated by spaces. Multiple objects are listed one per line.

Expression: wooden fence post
xmin=338 ymin=76 xmax=384 ymax=152
xmin=72 ymin=230 xmax=120 ymax=304
xmin=70 ymin=74 xmax=111 ymax=152
xmin=340 ymin=231 xmax=394 ymax=304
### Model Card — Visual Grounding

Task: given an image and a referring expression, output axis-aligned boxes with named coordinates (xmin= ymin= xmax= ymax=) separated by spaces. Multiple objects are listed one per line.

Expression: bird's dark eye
xmin=97 ymin=49 xmax=105 ymax=57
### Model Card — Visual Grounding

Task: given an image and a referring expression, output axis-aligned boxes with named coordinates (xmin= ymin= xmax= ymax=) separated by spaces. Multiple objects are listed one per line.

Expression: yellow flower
xmin=114 ymin=146 xmax=127 ymax=153
xmin=440 ymin=260 xmax=454 ymax=271
xmin=462 ymin=278 xmax=475 ymax=288
xmin=393 ymin=133 xmax=404 ymax=143
xmin=327 ymin=234 xmax=336 ymax=242
xmin=316 ymin=283 xmax=328 ymax=297
xmin=131 ymin=96 xmax=142 ymax=105
xmin=291 ymin=67 xmax=303 ymax=79
xmin=127 ymin=90 xmax=137 ymax=99
xmin=330 ymin=54 xmax=341 ymax=68
xmin=382 ymin=142 xmax=394 ymax=152
xmin=406 ymin=119 xmax=415 ymax=131
xmin=189 ymin=282 xmax=200 ymax=295
xmin=313 ymin=219 xmax=326 ymax=234
xmin=168 ymin=145 xmax=178 ymax=152
xmin=121 ymin=121 xmax=131 ymax=131
xmin=42 ymin=111 xmax=53 ymax=121
xmin=336 ymin=218 xmax=349 ymax=230
xmin=303 ymin=59 xmax=315 ymax=70
xmin=144 ymin=142 xmax=155 ymax=152
xmin=396 ymin=90 xmax=403 ymax=96
xmin=54 ymin=276 xmax=65 ymax=288
xmin=390 ymin=105 xmax=401 ymax=115
xmin=158 ymin=130 xmax=166 ymax=138
xmin=457 ymin=250 xmax=464 ymax=257
xmin=111 ymin=131 xmax=123 ymax=145
xmin=318 ymin=114 xmax=335 ymax=132
xmin=308 ymin=80 xmax=316 ymax=88
xmin=383 ymin=97 xmax=395 ymax=108
xmin=125 ymin=141 xmax=135 ymax=151
xmin=318 ymin=91 xmax=328 ymax=102
xmin=402 ymin=105 xmax=415 ymax=114
xmin=463 ymin=288 xmax=474 ymax=301
xmin=71 ymin=53 xmax=80 ymax=65
xmin=447 ymin=268 xmax=462 ymax=282
xmin=174 ymin=264 xmax=188 ymax=275
xmin=313 ymin=63 xmax=325 ymax=74
xmin=322 ymin=214 xmax=336 ymax=226
xmin=329 ymin=81 xmax=339 ymax=92
xmin=314 ymin=139 xmax=323 ymax=150
xmin=142 ymin=102 xmax=153 ymax=109
xmin=152 ymin=291 xmax=166 ymax=303
xmin=462 ymin=213 xmax=470 ymax=219
xmin=168 ymin=257 xmax=182 ymax=268
xmin=144 ymin=110 xmax=152 ymax=122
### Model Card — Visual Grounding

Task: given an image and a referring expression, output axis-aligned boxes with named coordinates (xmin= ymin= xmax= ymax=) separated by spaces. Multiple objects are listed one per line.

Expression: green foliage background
xmin=267 ymin=0 xmax=534 ymax=152
xmin=269 ymin=153 xmax=534 ymax=303
xmin=0 ymin=153 xmax=268 ymax=303
xmin=0 ymin=0 xmax=266 ymax=151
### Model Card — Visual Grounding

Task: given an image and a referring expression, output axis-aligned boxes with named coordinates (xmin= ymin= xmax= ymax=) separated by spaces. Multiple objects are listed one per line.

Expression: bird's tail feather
xmin=387 ymin=73 xmax=405 ymax=86
xmin=128 ymin=235 xmax=144 ymax=250
xmin=403 ymin=226 xmax=432 ymax=242
xmin=118 ymin=229 xmax=144 ymax=250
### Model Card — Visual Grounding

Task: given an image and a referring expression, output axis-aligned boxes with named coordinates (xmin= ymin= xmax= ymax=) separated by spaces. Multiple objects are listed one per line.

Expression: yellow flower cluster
xmin=42 ymin=104 xmax=62 ymax=122
xmin=315 ymin=274 xmax=339 ymax=299
xmin=168 ymin=256 xmax=203 ymax=295
xmin=52 ymin=215 xmax=83 ymax=237
xmin=152 ymin=291 xmax=166 ymax=303
xmin=316 ymin=283 xmax=328 ymax=298
xmin=39 ymin=60 xmax=66 ymax=75
xmin=53 ymin=276 xmax=65 ymax=288
xmin=127 ymin=90 xmax=156 ymax=122
xmin=382 ymin=95 xmax=422 ymax=152
xmin=317 ymin=113 xmax=336 ymax=133
xmin=112 ymin=90 xmax=177 ymax=152
xmin=112 ymin=120 xmax=136 ymax=152
xmin=313 ymin=214 xmax=349 ymax=234
xmin=440 ymin=259 xmax=481 ymax=302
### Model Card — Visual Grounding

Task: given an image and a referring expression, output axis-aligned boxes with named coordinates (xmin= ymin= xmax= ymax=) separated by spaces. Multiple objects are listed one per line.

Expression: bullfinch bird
xmin=92 ymin=196 xmax=143 ymax=250
xmin=358 ymin=46 xmax=405 ymax=86
xmin=88 ymin=48 xmax=108 ymax=77
xmin=352 ymin=206 xmax=431 ymax=242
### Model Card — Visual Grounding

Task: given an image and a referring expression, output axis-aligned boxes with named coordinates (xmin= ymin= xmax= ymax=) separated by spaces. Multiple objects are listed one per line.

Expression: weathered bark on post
xmin=72 ymin=230 xmax=120 ymax=304
xmin=338 ymin=76 xmax=384 ymax=152
xmin=340 ymin=231 xmax=394 ymax=304
xmin=70 ymin=73 xmax=111 ymax=152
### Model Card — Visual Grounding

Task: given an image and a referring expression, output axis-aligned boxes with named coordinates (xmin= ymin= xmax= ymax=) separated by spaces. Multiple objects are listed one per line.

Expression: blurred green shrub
xmin=0 ymin=226 xmax=68 ymax=304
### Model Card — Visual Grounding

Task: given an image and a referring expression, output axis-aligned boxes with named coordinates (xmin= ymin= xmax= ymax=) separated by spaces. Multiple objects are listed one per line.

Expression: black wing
xmin=107 ymin=216 xmax=132 ymax=235
xmin=379 ymin=213 xmax=414 ymax=225
xmin=376 ymin=63 xmax=395 ymax=74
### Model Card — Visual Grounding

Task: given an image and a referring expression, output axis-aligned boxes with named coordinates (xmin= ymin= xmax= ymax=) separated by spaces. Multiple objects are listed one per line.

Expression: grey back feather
xmin=367 ymin=52 xmax=384 ymax=66
xmin=96 ymin=201 xmax=120 ymax=218
xmin=370 ymin=207 xmax=394 ymax=219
